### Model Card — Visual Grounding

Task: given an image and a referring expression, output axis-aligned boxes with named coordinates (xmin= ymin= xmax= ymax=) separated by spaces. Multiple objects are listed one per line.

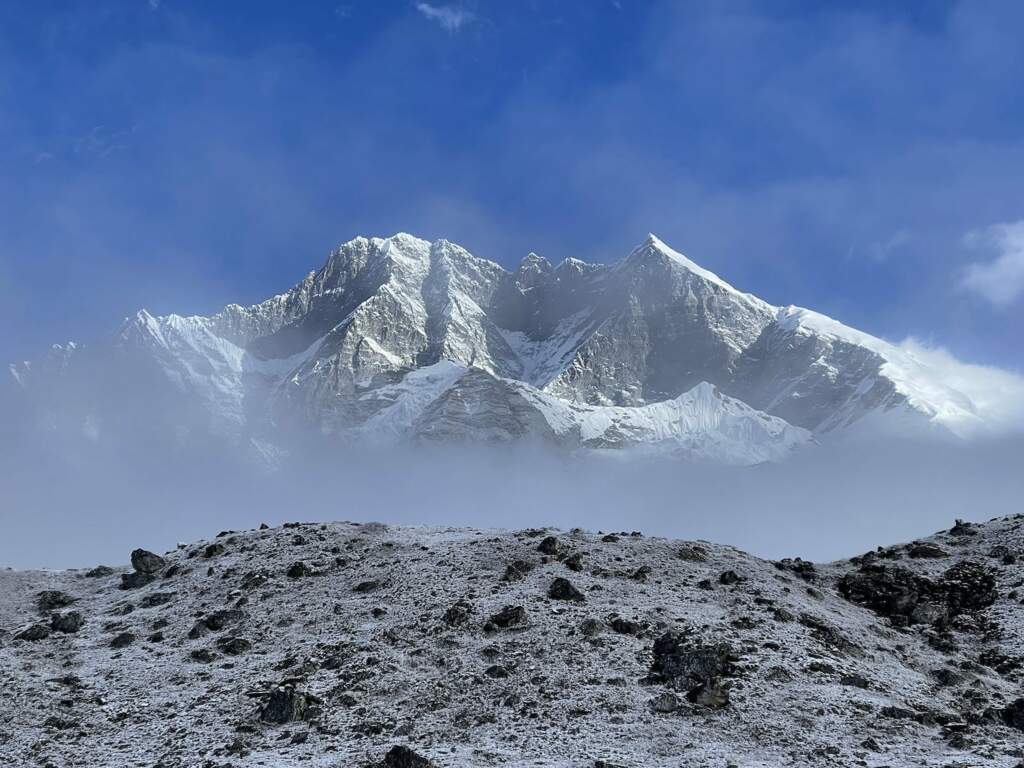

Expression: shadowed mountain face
xmin=1 ymin=515 xmax=1022 ymax=766
xmin=5 ymin=233 xmax=998 ymax=465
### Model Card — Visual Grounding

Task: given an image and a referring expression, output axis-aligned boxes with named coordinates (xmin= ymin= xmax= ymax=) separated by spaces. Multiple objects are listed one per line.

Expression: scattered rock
xmin=50 ymin=611 xmax=84 ymax=634
xmin=36 ymin=590 xmax=75 ymax=612
xmin=444 ymin=600 xmax=474 ymax=627
xmin=718 ymin=570 xmax=743 ymax=586
xmin=908 ymin=542 xmax=948 ymax=559
xmin=548 ymin=577 xmax=585 ymax=602
xmin=677 ymin=545 xmax=708 ymax=562
xmin=537 ymin=536 xmax=565 ymax=558
xmin=564 ymin=552 xmax=584 ymax=572
xmin=260 ymin=685 xmax=319 ymax=724
xmin=130 ymin=549 xmax=166 ymax=574
xmin=501 ymin=560 xmax=533 ymax=582
xmin=15 ymin=624 xmax=50 ymax=642
xmin=488 ymin=605 xmax=527 ymax=629
xmin=649 ymin=631 xmax=736 ymax=709
xmin=286 ymin=562 xmax=309 ymax=579
xmin=217 ymin=637 xmax=252 ymax=655
xmin=383 ymin=745 xmax=435 ymax=767
xmin=110 ymin=632 xmax=135 ymax=649
xmin=120 ymin=571 xmax=156 ymax=590
xmin=85 ymin=565 xmax=115 ymax=578
xmin=649 ymin=691 xmax=680 ymax=713
xmin=354 ymin=580 xmax=381 ymax=593
xmin=203 ymin=543 xmax=225 ymax=558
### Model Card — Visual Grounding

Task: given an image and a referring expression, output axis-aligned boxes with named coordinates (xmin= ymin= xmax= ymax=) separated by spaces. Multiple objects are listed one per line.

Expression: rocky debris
xmin=677 ymin=545 xmax=708 ymax=562
xmin=1002 ymin=699 xmax=1024 ymax=731
xmin=110 ymin=632 xmax=135 ymax=649
xmin=548 ymin=577 xmax=585 ymax=602
xmin=84 ymin=565 xmax=115 ymax=578
xmin=139 ymin=592 xmax=174 ymax=608
xmin=501 ymin=560 xmax=533 ymax=582
xmin=286 ymin=561 xmax=310 ymax=579
xmin=121 ymin=549 xmax=166 ymax=590
xmin=189 ymin=608 xmax=245 ymax=638
xmin=487 ymin=605 xmax=527 ymax=630
xmin=259 ymin=685 xmax=320 ymax=724
xmin=383 ymin=745 xmax=435 ymax=767
xmin=217 ymin=637 xmax=252 ymax=655
xmin=36 ymin=590 xmax=75 ymax=613
xmin=203 ymin=543 xmax=225 ymax=558
xmin=773 ymin=558 xmax=816 ymax=581
xmin=353 ymin=580 xmax=381 ymax=593
xmin=14 ymin=623 xmax=50 ymax=642
xmin=50 ymin=611 xmax=84 ymax=634
xmin=908 ymin=542 xmax=948 ymax=559
xmin=537 ymin=536 xmax=566 ymax=558
xmin=649 ymin=691 xmax=680 ymax=713
xmin=649 ymin=632 xmax=737 ymax=708
xmin=949 ymin=519 xmax=978 ymax=537
xmin=718 ymin=570 xmax=743 ymax=586
xmin=130 ymin=549 xmax=166 ymax=574
xmin=609 ymin=617 xmax=642 ymax=636
xmin=444 ymin=600 xmax=474 ymax=627
xmin=563 ymin=552 xmax=584 ymax=572
xmin=838 ymin=559 xmax=997 ymax=628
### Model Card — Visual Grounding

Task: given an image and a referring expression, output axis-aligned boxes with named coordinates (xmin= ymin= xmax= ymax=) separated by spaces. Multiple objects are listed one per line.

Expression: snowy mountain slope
xmin=345 ymin=362 xmax=810 ymax=465
xmin=2 ymin=515 xmax=1022 ymax=767
xmin=6 ymin=232 xmax=1008 ymax=461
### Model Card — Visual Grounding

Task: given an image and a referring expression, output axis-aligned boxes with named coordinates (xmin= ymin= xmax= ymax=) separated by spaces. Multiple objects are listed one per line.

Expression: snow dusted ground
xmin=1 ymin=515 xmax=1023 ymax=767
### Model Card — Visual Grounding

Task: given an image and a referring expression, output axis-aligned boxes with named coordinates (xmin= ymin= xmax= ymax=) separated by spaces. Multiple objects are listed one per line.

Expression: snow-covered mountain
xmin=6 ymin=233 xmax=997 ymax=464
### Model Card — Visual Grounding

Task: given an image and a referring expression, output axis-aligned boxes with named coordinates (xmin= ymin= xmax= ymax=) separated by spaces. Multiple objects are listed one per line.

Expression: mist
xmin=2 ymin=433 xmax=1022 ymax=571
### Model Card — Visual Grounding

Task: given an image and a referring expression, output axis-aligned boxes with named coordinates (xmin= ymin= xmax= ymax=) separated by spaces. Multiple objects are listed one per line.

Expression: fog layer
xmin=2 ymin=435 xmax=1021 ymax=570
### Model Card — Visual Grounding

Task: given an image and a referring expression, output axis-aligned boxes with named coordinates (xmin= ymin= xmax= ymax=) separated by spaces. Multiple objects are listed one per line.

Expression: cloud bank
xmin=963 ymin=220 xmax=1024 ymax=307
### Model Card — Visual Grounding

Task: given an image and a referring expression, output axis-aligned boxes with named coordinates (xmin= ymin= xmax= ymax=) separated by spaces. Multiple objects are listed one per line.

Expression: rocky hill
xmin=2 ymin=515 xmax=1023 ymax=767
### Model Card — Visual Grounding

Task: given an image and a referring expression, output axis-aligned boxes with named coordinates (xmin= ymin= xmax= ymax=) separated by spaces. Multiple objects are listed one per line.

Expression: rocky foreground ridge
xmin=2 ymin=515 xmax=1023 ymax=767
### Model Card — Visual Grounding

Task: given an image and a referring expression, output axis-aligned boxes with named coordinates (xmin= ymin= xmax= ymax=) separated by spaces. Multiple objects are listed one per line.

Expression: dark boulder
xmin=260 ymin=685 xmax=320 ymax=724
xmin=121 ymin=571 xmax=156 ymax=590
xmin=908 ymin=542 xmax=948 ymax=559
xmin=110 ymin=632 xmax=135 ymax=649
xmin=130 ymin=549 xmax=166 ymax=574
xmin=444 ymin=600 xmax=474 ymax=627
xmin=50 ymin=611 xmax=84 ymax=634
xmin=548 ymin=577 xmax=585 ymax=602
xmin=1003 ymin=699 xmax=1024 ymax=731
xmin=537 ymin=536 xmax=566 ymax=558
xmin=36 ymin=590 xmax=75 ymax=612
xmin=85 ymin=565 xmax=115 ymax=578
xmin=649 ymin=631 xmax=737 ymax=708
xmin=15 ymin=624 xmax=50 ymax=642
xmin=488 ymin=605 xmax=527 ymax=629
xmin=501 ymin=560 xmax=533 ymax=582
xmin=383 ymin=745 xmax=435 ymax=767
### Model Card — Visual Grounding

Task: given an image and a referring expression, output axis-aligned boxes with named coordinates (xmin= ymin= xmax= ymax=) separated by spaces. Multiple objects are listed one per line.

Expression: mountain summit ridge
xmin=6 ymin=233 xmax=995 ymax=464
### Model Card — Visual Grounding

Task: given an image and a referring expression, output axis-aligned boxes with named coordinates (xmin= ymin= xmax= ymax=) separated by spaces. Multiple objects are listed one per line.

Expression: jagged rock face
xmin=6 ymin=232 xmax=997 ymax=464
xmin=2 ymin=513 xmax=1023 ymax=766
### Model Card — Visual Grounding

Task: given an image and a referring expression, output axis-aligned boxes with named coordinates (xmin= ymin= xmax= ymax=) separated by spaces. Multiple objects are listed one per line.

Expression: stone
xmin=130 ymin=549 xmax=166 ymax=574
xmin=36 ymin=590 xmax=75 ymax=612
xmin=260 ymin=685 xmax=319 ymax=724
xmin=50 ymin=611 xmax=84 ymax=634
xmin=548 ymin=577 xmax=585 ymax=602
xmin=383 ymin=745 xmax=434 ymax=767
xmin=488 ymin=605 xmax=527 ymax=629
xmin=15 ymin=624 xmax=50 ymax=642
xmin=649 ymin=691 xmax=680 ymax=713
xmin=110 ymin=632 xmax=135 ymax=649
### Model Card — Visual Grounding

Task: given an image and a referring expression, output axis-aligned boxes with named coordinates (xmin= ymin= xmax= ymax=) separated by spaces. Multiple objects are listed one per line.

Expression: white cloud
xmin=962 ymin=220 xmax=1024 ymax=307
xmin=899 ymin=337 xmax=1024 ymax=434
xmin=415 ymin=2 xmax=474 ymax=33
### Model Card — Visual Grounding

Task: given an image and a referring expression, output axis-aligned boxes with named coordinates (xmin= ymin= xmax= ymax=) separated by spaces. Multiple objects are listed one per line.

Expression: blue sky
xmin=2 ymin=0 xmax=1023 ymax=370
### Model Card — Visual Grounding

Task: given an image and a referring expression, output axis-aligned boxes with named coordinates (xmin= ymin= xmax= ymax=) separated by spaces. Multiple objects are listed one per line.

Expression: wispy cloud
xmin=898 ymin=337 xmax=1024 ymax=434
xmin=962 ymin=220 xmax=1024 ymax=307
xmin=414 ymin=2 xmax=474 ymax=33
